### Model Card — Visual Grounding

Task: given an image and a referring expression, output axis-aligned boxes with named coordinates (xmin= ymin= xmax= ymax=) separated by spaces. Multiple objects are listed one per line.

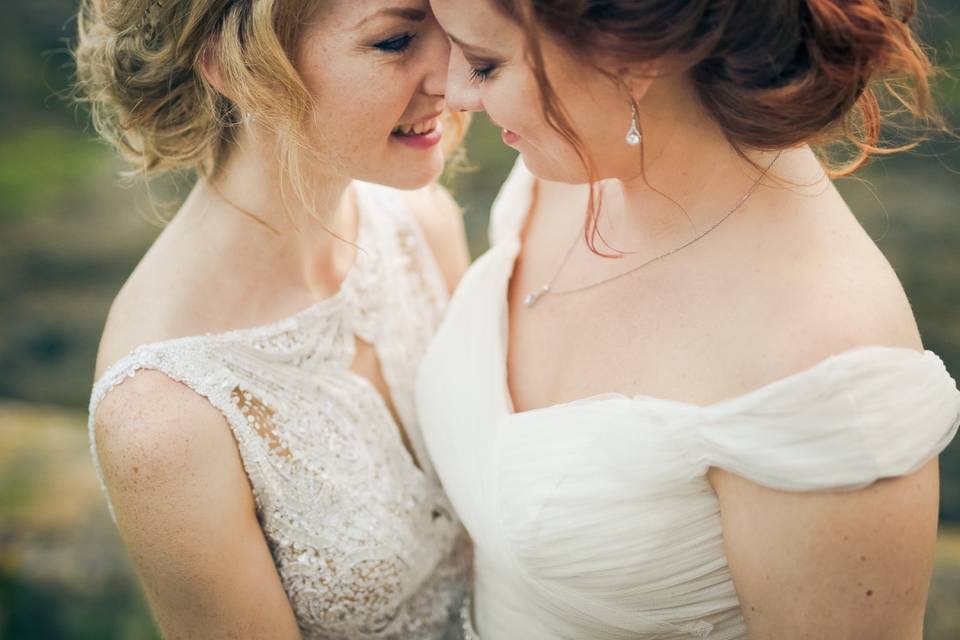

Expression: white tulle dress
xmin=415 ymin=159 xmax=960 ymax=639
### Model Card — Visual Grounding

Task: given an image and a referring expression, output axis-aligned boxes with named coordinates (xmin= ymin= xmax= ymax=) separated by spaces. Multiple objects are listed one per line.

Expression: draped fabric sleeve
xmin=686 ymin=347 xmax=960 ymax=492
xmin=488 ymin=156 xmax=535 ymax=248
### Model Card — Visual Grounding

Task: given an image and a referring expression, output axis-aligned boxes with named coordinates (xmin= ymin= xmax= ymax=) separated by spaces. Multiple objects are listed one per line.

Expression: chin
xmin=519 ymin=150 xmax=590 ymax=185
xmin=377 ymin=152 xmax=445 ymax=191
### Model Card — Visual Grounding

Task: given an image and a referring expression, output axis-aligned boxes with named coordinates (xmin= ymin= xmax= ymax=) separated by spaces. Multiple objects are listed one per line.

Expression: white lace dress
xmin=415 ymin=158 xmax=960 ymax=639
xmin=88 ymin=181 xmax=472 ymax=639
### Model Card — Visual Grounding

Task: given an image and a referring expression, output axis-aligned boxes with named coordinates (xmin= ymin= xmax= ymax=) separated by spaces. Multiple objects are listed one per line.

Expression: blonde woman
xmin=76 ymin=0 xmax=471 ymax=638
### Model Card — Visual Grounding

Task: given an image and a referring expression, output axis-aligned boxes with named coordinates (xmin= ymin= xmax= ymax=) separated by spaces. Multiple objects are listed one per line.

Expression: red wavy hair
xmin=492 ymin=0 xmax=942 ymax=253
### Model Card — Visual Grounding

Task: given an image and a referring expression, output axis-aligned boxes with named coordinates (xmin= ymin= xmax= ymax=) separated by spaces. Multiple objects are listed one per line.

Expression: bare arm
xmin=709 ymin=247 xmax=938 ymax=639
xmin=93 ymin=371 xmax=302 ymax=640
xmin=710 ymin=461 xmax=939 ymax=639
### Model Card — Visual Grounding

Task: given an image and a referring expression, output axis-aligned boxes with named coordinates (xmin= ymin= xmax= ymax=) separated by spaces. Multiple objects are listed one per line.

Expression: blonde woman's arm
xmin=93 ymin=371 xmax=302 ymax=640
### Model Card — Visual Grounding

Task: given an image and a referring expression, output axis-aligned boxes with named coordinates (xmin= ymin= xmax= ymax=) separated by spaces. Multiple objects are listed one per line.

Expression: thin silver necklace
xmin=523 ymin=152 xmax=782 ymax=308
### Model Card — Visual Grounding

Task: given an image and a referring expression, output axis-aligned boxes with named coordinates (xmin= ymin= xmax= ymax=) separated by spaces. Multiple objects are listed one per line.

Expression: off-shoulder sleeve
xmin=687 ymin=347 xmax=960 ymax=492
xmin=488 ymin=155 xmax=535 ymax=247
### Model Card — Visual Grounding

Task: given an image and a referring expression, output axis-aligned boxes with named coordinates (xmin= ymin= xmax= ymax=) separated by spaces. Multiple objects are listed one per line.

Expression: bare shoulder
xmin=92 ymin=368 xmax=258 ymax=559
xmin=709 ymin=198 xmax=937 ymax=636
xmin=403 ymin=183 xmax=471 ymax=293
xmin=795 ymin=215 xmax=918 ymax=348
xmin=93 ymin=235 xmax=185 ymax=380
xmin=93 ymin=224 xmax=231 ymax=380
xmin=92 ymin=370 xmax=303 ymax=637
xmin=93 ymin=370 xmax=246 ymax=505
xmin=94 ymin=289 xmax=165 ymax=381
xmin=734 ymin=186 xmax=922 ymax=383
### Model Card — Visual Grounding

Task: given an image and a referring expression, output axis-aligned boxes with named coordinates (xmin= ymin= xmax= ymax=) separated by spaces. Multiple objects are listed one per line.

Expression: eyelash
xmin=374 ymin=33 xmax=417 ymax=53
xmin=469 ymin=64 xmax=497 ymax=84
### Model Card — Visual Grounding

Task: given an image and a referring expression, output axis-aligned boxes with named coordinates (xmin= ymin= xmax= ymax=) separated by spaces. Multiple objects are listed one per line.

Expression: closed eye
xmin=469 ymin=63 xmax=497 ymax=84
xmin=374 ymin=33 xmax=417 ymax=53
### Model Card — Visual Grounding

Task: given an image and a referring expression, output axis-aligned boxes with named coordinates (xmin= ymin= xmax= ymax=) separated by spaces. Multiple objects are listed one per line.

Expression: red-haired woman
xmin=416 ymin=1 xmax=959 ymax=638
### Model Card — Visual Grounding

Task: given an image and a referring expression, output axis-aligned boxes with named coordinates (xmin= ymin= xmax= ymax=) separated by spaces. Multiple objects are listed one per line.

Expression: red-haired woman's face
xmin=430 ymin=0 xmax=656 ymax=184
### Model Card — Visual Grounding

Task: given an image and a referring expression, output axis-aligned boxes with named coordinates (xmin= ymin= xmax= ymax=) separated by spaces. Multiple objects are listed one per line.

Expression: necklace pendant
xmin=524 ymin=285 xmax=550 ymax=307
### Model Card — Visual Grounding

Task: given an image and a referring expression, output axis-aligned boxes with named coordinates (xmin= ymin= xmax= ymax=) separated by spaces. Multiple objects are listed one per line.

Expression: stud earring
xmin=625 ymin=101 xmax=642 ymax=147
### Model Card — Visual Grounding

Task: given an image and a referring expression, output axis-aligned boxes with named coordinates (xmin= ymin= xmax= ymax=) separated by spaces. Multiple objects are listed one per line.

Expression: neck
xmin=601 ymin=81 xmax=784 ymax=250
xmin=194 ymin=126 xmax=358 ymax=297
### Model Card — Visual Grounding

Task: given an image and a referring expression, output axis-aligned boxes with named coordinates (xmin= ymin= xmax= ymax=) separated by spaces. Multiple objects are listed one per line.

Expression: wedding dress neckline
xmin=491 ymin=176 xmax=937 ymax=420
xmin=414 ymin=157 xmax=959 ymax=639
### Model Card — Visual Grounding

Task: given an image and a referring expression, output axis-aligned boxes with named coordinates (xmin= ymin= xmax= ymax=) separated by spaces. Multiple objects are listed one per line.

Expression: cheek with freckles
xmin=301 ymin=61 xmax=410 ymax=169
xmin=295 ymin=39 xmax=444 ymax=189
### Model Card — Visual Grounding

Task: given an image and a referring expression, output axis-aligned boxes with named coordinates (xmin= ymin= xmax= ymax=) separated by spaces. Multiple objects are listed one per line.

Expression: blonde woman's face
xmin=295 ymin=0 xmax=451 ymax=189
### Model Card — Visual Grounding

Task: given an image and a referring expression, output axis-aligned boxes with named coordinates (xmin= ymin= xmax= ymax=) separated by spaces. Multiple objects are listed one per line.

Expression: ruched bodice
xmin=89 ymin=181 xmax=471 ymax=639
xmin=415 ymin=159 xmax=960 ymax=639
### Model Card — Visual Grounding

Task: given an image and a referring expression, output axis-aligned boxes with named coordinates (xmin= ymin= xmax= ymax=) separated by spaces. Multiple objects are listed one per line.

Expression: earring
xmin=625 ymin=101 xmax=641 ymax=146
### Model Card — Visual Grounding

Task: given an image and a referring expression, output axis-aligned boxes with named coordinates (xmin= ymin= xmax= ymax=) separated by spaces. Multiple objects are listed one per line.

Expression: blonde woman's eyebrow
xmin=354 ymin=7 xmax=427 ymax=29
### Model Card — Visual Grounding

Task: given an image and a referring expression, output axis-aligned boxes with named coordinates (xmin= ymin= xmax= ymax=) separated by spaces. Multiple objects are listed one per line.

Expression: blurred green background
xmin=0 ymin=1 xmax=958 ymax=638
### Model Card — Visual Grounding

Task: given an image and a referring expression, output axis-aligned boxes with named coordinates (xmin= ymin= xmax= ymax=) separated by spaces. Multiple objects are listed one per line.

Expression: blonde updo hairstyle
xmin=75 ymin=0 xmax=467 ymax=200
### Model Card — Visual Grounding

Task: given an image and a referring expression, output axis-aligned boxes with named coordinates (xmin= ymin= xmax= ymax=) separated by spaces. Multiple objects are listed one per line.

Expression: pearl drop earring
xmin=625 ymin=101 xmax=642 ymax=147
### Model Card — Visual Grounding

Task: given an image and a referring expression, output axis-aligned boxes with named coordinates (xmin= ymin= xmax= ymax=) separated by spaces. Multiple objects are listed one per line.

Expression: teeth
xmin=393 ymin=116 xmax=439 ymax=137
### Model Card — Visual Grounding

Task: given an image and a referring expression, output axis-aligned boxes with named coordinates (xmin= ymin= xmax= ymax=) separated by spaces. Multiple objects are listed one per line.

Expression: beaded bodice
xmin=88 ymin=182 xmax=471 ymax=639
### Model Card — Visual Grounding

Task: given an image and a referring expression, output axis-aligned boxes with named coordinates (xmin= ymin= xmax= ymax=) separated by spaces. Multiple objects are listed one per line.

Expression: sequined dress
xmin=88 ymin=181 xmax=472 ymax=639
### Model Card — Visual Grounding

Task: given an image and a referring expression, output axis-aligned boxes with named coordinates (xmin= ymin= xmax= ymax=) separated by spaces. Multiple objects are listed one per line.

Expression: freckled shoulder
xmin=92 ymin=369 xmax=251 ymax=506
xmin=91 ymin=369 xmax=302 ymax=638
xmin=403 ymin=184 xmax=471 ymax=293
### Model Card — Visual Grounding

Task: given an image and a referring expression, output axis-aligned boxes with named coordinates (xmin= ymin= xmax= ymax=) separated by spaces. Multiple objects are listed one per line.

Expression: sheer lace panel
xmin=231 ymin=386 xmax=292 ymax=460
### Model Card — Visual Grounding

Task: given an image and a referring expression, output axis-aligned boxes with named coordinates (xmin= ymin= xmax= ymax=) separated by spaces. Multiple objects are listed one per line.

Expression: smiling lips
xmin=392 ymin=114 xmax=441 ymax=137
xmin=391 ymin=112 xmax=444 ymax=150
